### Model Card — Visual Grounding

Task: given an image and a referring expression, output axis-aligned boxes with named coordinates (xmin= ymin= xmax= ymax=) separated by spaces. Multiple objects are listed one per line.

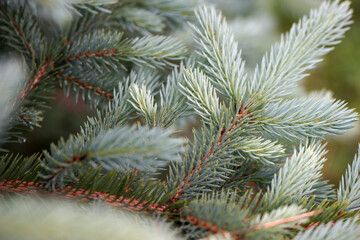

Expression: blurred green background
xmin=7 ymin=0 xmax=360 ymax=186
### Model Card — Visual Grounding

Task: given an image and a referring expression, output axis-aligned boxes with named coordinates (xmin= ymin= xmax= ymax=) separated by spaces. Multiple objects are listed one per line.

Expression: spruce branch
xmin=7 ymin=108 xmax=44 ymax=144
xmin=294 ymin=217 xmax=360 ymax=240
xmin=305 ymin=200 xmax=350 ymax=225
xmin=64 ymin=29 xmax=129 ymax=72
xmin=57 ymin=72 xmax=114 ymax=101
xmin=20 ymin=61 xmax=53 ymax=101
xmin=42 ymin=125 xmax=184 ymax=189
xmin=168 ymin=113 xmax=257 ymax=201
xmin=80 ymin=84 xmax=132 ymax=141
xmin=168 ymin=122 xmax=235 ymax=201
xmin=250 ymin=0 xmax=352 ymax=101
xmin=0 ymin=1 xmax=44 ymax=59
xmin=158 ymin=64 xmax=188 ymax=128
xmin=183 ymin=192 xmax=320 ymax=240
xmin=182 ymin=191 xmax=250 ymax=233
xmin=232 ymin=136 xmax=284 ymax=165
xmin=1 ymin=169 xmax=173 ymax=214
xmin=115 ymin=7 xmax=165 ymax=34
xmin=80 ymin=69 xmax=160 ymax=141
xmin=129 ymin=84 xmax=158 ymax=127
xmin=135 ymin=0 xmax=197 ymax=27
xmin=250 ymin=206 xmax=311 ymax=230
xmin=217 ymin=159 xmax=281 ymax=192
xmin=62 ymin=5 xmax=106 ymax=45
xmin=191 ymin=6 xmax=247 ymax=107
xmin=260 ymin=97 xmax=358 ymax=141
xmin=71 ymin=1 xmax=115 ymax=15
xmin=241 ymin=206 xmax=318 ymax=239
xmin=180 ymin=68 xmax=222 ymax=124
xmin=107 ymin=0 xmax=197 ymax=31
xmin=129 ymin=35 xmax=187 ymax=69
xmin=65 ymin=30 xmax=187 ymax=71
xmin=337 ymin=145 xmax=360 ymax=212
xmin=57 ymin=66 xmax=159 ymax=107
xmin=68 ymin=168 xmax=175 ymax=213
xmin=260 ymin=140 xmax=328 ymax=210
xmin=215 ymin=136 xmax=285 ymax=191
xmin=0 ymin=153 xmax=41 ymax=185
xmin=5 ymin=59 xmax=55 ymax=143
xmin=309 ymin=180 xmax=336 ymax=203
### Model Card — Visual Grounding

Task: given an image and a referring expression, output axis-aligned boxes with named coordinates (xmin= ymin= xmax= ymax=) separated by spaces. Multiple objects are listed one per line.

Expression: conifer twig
xmin=0 ymin=180 xmax=168 ymax=213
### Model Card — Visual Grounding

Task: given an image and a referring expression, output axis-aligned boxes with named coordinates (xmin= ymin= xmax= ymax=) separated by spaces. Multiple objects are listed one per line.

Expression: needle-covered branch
xmin=337 ymin=145 xmax=360 ymax=212
xmin=260 ymin=140 xmax=328 ymax=211
xmin=180 ymin=68 xmax=223 ymax=124
xmin=293 ymin=218 xmax=360 ymax=240
xmin=0 ymin=153 xmax=41 ymax=185
xmin=0 ymin=1 xmax=44 ymax=59
xmin=107 ymin=0 xmax=197 ymax=32
xmin=42 ymin=125 xmax=184 ymax=189
xmin=250 ymin=0 xmax=352 ymax=101
xmin=158 ymin=64 xmax=188 ymax=128
xmin=191 ymin=6 xmax=247 ymax=106
xmin=260 ymin=97 xmax=358 ymax=141
xmin=129 ymin=84 xmax=158 ymax=127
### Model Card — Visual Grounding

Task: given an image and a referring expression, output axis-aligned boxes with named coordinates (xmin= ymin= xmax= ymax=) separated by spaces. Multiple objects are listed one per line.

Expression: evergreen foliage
xmin=0 ymin=0 xmax=359 ymax=239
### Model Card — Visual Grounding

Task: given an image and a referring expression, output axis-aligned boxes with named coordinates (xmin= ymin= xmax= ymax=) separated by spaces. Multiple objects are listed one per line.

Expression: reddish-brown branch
xmin=171 ymin=143 xmax=217 ymax=200
xmin=18 ymin=61 xmax=53 ymax=103
xmin=64 ymin=153 xmax=88 ymax=164
xmin=66 ymin=49 xmax=117 ymax=61
xmin=18 ymin=114 xmax=31 ymax=120
xmin=125 ymin=168 xmax=139 ymax=192
xmin=300 ymin=210 xmax=347 ymax=230
xmin=12 ymin=16 xmax=31 ymax=52
xmin=250 ymin=210 xmax=323 ymax=231
xmin=0 ymin=180 xmax=167 ymax=213
xmin=170 ymin=106 xmax=251 ymax=201
xmin=11 ymin=16 xmax=52 ymax=105
xmin=192 ymin=210 xmax=323 ymax=240
xmin=182 ymin=213 xmax=229 ymax=236
xmin=235 ymin=210 xmax=323 ymax=239
xmin=218 ymin=167 xmax=249 ymax=190
xmin=57 ymin=73 xmax=113 ymax=99
xmin=47 ymin=153 xmax=89 ymax=181
xmin=302 ymin=221 xmax=320 ymax=229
